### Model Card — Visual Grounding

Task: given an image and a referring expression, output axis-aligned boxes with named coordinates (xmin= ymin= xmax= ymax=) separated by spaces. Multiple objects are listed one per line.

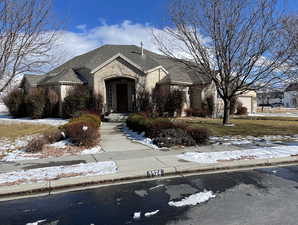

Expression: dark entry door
xmin=116 ymin=83 xmax=128 ymax=112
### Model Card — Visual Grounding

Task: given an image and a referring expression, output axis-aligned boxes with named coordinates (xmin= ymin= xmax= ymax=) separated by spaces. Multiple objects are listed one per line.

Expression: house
xmin=20 ymin=44 xmax=257 ymax=116
xmin=284 ymin=83 xmax=298 ymax=108
xmin=256 ymin=89 xmax=284 ymax=106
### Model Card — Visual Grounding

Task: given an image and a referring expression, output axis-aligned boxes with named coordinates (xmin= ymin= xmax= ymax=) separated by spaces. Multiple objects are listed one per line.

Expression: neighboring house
xmin=284 ymin=83 xmax=298 ymax=108
xmin=256 ymin=90 xmax=284 ymax=106
xmin=20 ymin=44 xmax=257 ymax=116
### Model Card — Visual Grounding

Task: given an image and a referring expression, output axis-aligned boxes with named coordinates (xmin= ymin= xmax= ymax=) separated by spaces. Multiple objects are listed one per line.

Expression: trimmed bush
xmin=25 ymin=88 xmax=46 ymax=119
xmin=184 ymin=108 xmax=209 ymax=117
xmin=236 ymin=106 xmax=248 ymax=115
xmin=62 ymin=86 xmax=90 ymax=118
xmin=2 ymin=88 xmax=26 ymax=117
xmin=126 ymin=113 xmax=147 ymax=132
xmin=153 ymin=128 xmax=196 ymax=148
xmin=43 ymin=129 xmax=63 ymax=144
xmin=65 ymin=121 xmax=100 ymax=147
xmin=146 ymin=118 xmax=175 ymax=138
xmin=186 ymin=126 xmax=210 ymax=145
xmin=173 ymin=121 xmax=189 ymax=130
xmin=69 ymin=113 xmax=101 ymax=128
xmin=26 ymin=136 xmax=49 ymax=153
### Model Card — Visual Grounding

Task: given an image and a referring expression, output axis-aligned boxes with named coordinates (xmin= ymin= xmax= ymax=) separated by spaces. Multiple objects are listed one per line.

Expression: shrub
xmin=136 ymin=90 xmax=151 ymax=113
xmin=69 ymin=113 xmax=101 ymax=128
xmin=26 ymin=136 xmax=49 ymax=153
xmin=62 ymin=86 xmax=90 ymax=118
xmin=89 ymin=92 xmax=104 ymax=114
xmin=44 ymin=89 xmax=59 ymax=117
xmin=185 ymin=108 xmax=209 ymax=117
xmin=173 ymin=121 xmax=189 ymax=130
xmin=206 ymin=96 xmax=215 ymax=116
xmin=126 ymin=113 xmax=147 ymax=132
xmin=2 ymin=88 xmax=26 ymax=117
xmin=146 ymin=117 xmax=175 ymax=138
xmin=186 ymin=126 xmax=210 ymax=145
xmin=184 ymin=108 xmax=193 ymax=117
xmin=165 ymin=89 xmax=185 ymax=117
xmin=236 ymin=106 xmax=248 ymax=115
xmin=43 ymin=129 xmax=63 ymax=144
xmin=152 ymin=86 xmax=168 ymax=117
xmin=65 ymin=121 xmax=100 ymax=147
xmin=25 ymin=88 xmax=46 ymax=119
xmin=153 ymin=128 xmax=196 ymax=148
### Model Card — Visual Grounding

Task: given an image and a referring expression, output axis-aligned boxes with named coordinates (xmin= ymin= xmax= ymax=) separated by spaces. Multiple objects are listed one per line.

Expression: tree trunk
xmin=223 ymin=99 xmax=231 ymax=125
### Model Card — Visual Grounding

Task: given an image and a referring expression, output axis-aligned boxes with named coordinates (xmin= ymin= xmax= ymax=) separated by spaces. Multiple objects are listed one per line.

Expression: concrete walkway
xmin=1 ymin=122 xmax=298 ymax=200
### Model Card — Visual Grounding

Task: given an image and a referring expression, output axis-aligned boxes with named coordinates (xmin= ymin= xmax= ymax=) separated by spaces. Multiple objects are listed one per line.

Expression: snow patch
xmin=81 ymin=145 xmax=102 ymax=155
xmin=133 ymin=212 xmax=141 ymax=220
xmin=168 ymin=191 xmax=216 ymax=207
xmin=48 ymin=139 xmax=72 ymax=149
xmin=177 ymin=145 xmax=298 ymax=164
xmin=2 ymin=150 xmax=41 ymax=161
xmin=0 ymin=161 xmax=117 ymax=185
xmin=0 ymin=104 xmax=7 ymax=113
xmin=122 ymin=126 xmax=161 ymax=149
xmin=26 ymin=219 xmax=46 ymax=225
xmin=144 ymin=210 xmax=159 ymax=217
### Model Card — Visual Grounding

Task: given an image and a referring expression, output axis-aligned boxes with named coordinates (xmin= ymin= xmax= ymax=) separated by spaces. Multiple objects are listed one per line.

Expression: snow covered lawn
xmin=0 ymin=161 xmax=117 ymax=186
xmin=0 ymin=137 xmax=102 ymax=162
xmin=168 ymin=190 xmax=216 ymax=207
xmin=0 ymin=115 xmax=67 ymax=126
xmin=209 ymin=135 xmax=298 ymax=146
xmin=177 ymin=145 xmax=298 ymax=164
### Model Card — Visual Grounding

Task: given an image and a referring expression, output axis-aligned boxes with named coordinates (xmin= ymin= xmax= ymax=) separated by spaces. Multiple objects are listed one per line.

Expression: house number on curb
xmin=147 ymin=169 xmax=165 ymax=177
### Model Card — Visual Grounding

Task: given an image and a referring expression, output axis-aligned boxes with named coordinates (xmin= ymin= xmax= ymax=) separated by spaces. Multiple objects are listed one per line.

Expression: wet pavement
xmin=1 ymin=165 xmax=298 ymax=225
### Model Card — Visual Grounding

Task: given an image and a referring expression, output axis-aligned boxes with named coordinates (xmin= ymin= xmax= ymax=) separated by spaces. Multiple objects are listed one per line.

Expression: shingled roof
xmin=22 ymin=44 xmax=210 ymax=87
xmin=20 ymin=74 xmax=46 ymax=87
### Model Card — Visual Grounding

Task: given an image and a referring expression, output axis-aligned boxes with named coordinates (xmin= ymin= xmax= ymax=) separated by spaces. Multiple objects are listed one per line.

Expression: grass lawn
xmin=0 ymin=123 xmax=55 ymax=139
xmin=178 ymin=116 xmax=298 ymax=137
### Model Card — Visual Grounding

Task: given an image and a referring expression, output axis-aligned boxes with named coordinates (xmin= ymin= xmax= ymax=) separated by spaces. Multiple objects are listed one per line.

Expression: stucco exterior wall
xmin=93 ymin=57 xmax=144 ymax=106
xmin=145 ymin=68 xmax=166 ymax=92
xmin=189 ymin=83 xmax=216 ymax=110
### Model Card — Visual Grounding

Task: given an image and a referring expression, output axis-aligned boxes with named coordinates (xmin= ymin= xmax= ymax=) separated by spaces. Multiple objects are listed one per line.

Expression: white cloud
xmin=54 ymin=20 xmax=163 ymax=65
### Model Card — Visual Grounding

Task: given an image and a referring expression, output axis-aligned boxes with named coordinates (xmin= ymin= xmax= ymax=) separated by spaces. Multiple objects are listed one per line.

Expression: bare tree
xmin=155 ymin=0 xmax=293 ymax=124
xmin=281 ymin=15 xmax=298 ymax=82
xmin=0 ymin=0 xmax=57 ymax=93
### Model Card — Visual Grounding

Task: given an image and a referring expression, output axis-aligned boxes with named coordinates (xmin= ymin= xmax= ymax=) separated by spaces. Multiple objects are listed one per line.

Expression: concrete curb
xmin=1 ymin=156 xmax=298 ymax=201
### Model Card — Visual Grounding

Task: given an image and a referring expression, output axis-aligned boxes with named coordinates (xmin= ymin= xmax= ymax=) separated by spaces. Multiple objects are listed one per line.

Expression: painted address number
xmin=147 ymin=169 xmax=165 ymax=177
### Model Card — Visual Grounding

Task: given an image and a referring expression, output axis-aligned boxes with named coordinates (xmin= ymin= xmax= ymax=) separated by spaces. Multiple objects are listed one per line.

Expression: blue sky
xmin=53 ymin=0 xmax=169 ymax=32
xmin=51 ymin=0 xmax=298 ymax=64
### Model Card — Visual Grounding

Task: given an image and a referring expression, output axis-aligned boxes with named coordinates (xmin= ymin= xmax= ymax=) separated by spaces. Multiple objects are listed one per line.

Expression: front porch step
xmin=104 ymin=113 xmax=129 ymax=122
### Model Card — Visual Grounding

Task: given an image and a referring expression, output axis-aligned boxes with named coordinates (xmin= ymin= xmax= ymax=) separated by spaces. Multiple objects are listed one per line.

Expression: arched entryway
xmin=105 ymin=77 xmax=136 ymax=113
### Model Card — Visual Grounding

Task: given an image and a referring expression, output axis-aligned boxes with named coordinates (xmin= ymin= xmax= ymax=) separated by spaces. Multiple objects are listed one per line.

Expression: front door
xmin=116 ymin=83 xmax=128 ymax=112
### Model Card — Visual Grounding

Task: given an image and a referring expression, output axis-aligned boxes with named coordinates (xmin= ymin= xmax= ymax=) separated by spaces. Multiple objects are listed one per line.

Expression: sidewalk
xmin=1 ymin=122 xmax=298 ymax=201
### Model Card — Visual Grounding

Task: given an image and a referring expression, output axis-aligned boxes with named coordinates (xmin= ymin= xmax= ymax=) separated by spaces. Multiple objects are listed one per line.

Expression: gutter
xmin=1 ymin=156 xmax=298 ymax=202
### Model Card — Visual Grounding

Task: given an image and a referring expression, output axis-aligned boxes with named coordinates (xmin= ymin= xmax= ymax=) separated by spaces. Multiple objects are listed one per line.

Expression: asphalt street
xmin=1 ymin=166 xmax=298 ymax=225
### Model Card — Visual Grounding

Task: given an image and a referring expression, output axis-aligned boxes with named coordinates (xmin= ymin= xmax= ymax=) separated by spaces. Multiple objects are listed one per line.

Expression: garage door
xmin=238 ymin=96 xmax=252 ymax=113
